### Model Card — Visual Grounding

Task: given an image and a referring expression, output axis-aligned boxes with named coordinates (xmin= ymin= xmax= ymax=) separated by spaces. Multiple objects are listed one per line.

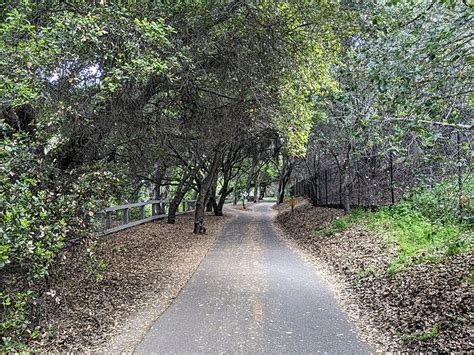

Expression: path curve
xmin=135 ymin=202 xmax=369 ymax=354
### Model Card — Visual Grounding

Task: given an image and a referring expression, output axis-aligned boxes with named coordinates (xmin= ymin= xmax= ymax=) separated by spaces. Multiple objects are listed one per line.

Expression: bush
xmin=0 ymin=131 xmax=127 ymax=350
xmin=409 ymin=177 xmax=473 ymax=225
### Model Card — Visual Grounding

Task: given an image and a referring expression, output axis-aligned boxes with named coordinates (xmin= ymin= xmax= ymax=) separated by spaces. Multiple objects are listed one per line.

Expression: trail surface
xmin=135 ymin=202 xmax=369 ymax=354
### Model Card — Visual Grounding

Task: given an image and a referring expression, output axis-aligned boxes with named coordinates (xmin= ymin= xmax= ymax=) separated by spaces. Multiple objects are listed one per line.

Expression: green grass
xmin=314 ymin=208 xmax=366 ymax=237
xmin=367 ymin=203 xmax=472 ymax=272
xmin=401 ymin=324 xmax=440 ymax=341
xmin=314 ymin=181 xmax=473 ymax=273
xmin=355 ymin=266 xmax=376 ymax=277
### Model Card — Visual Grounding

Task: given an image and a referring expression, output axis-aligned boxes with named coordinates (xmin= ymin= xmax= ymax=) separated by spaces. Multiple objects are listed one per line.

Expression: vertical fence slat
xmin=106 ymin=211 xmax=112 ymax=229
xmin=122 ymin=208 xmax=129 ymax=224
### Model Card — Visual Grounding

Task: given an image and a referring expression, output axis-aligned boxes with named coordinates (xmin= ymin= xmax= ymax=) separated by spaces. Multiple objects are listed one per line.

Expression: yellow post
xmin=289 ymin=196 xmax=297 ymax=212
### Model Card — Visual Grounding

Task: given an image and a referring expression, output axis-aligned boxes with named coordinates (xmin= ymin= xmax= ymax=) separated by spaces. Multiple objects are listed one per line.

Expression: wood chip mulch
xmin=275 ymin=201 xmax=473 ymax=352
xmin=33 ymin=212 xmax=233 ymax=352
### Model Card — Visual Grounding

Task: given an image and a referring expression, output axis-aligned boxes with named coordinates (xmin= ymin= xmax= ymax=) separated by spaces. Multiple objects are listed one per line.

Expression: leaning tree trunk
xmin=215 ymin=173 xmax=231 ymax=216
xmin=245 ymin=157 xmax=258 ymax=198
xmin=253 ymin=171 xmax=260 ymax=203
xmin=194 ymin=152 xmax=222 ymax=234
xmin=167 ymin=170 xmax=192 ymax=224
xmin=277 ymin=158 xmax=293 ymax=204
xmin=278 ymin=180 xmax=286 ymax=204
xmin=152 ymin=163 xmax=167 ymax=214
xmin=205 ymin=173 xmax=218 ymax=212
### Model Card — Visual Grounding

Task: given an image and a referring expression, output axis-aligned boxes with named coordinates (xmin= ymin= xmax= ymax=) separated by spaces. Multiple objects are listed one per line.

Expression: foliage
xmin=1 ymin=134 xmax=65 ymax=278
xmin=316 ymin=182 xmax=473 ymax=273
xmin=401 ymin=324 xmax=440 ymax=342
xmin=302 ymin=0 xmax=472 ymax=212
xmin=0 ymin=128 xmax=128 ymax=349
xmin=85 ymin=241 xmax=107 ymax=283
xmin=0 ymin=290 xmax=32 ymax=352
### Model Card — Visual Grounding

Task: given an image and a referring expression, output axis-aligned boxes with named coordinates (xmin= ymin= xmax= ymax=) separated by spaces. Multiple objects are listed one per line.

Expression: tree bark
xmin=167 ymin=169 xmax=193 ymax=224
xmin=194 ymin=152 xmax=222 ymax=233
xmin=253 ymin=171 xmax=260 ymax=203
xmin=153 ymin=163 xmax=167 ymax=214
xmin=277 ymin=157 xmax=293 ymax=204
xmin=245 ymin=157 xmax=258 ymax=197
xmin=215 ymin=173 xmax=231 ymax=216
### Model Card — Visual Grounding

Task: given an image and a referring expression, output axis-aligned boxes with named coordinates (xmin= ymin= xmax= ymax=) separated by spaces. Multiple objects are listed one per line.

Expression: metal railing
xmin=99 ymin=199 xmax=196 ymax=236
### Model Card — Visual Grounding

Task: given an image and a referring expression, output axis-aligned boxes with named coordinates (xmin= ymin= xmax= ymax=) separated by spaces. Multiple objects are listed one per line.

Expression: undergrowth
xmin=401 ymin=324 xmax=440 ymax=341
xmin=315 ymin=179 xmax=473 ymax=273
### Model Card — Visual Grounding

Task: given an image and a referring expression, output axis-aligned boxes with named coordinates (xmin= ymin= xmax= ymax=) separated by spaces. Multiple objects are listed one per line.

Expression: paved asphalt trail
xmin=135 ymin=203 xmax=369 ymax=354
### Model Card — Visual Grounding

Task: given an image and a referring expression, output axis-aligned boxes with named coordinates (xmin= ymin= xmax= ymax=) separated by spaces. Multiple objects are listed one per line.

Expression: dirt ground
xmin=275 ymin=199 xmax=473 ymax=352
xmin=34 ymin=211 xmax=233 ymax=352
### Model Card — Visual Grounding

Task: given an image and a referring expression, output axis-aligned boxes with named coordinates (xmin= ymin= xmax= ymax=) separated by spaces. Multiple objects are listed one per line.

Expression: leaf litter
xmin=33 ymin=212 xmax=233 ymax=352
xmin=275 ymin=199 xmax=473 ymax=352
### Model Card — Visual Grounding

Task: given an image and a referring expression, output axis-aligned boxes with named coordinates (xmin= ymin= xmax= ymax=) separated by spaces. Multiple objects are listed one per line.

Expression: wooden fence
xmin=98 ymin=199 xmax=196 ymax=236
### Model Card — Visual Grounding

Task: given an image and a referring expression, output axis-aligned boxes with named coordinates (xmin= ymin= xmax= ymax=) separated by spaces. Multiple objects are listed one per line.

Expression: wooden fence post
xmin=106 ymin=211 xmax=112 ymax=229
xmin=140 ymin=204 xmax=145 ymax=219
xmin=122 ymin=208 xmax=129 ymax=224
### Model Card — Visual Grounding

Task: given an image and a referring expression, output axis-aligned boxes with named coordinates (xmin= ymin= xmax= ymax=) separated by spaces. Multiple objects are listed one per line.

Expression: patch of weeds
xmin=314 ymin=208 xmax=366 ymax=237
xmin=466 ymin=268 xmax=474 ymax=285
xmin=30 ymin=326 xmax=41 ymax=340
xmin=111 ymin=245 xmax=128 ymax=254
xmin=1 ymin=337 xmax=29 ymax=353
xmin=401 ymin=324 xmax=440 ymax=341
xmin=86 ymin=241 xmax=108 ymax=282
xmin=45 ymin=325 xmax=59 ymax=339
xmin=355 ymin=265 xmax=376 ymax=277
xmin=312 ymin=182 xmax=472 ymax=272
xmin=366 ymin=203 xmax=472 ymax=272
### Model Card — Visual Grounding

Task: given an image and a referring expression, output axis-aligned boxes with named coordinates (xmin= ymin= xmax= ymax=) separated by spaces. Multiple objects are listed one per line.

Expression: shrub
xmin=0 ymin=131 xmax=126 ymax=350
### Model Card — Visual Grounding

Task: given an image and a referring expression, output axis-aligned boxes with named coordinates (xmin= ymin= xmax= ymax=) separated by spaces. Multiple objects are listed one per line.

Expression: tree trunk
xmin=341 ymin=159 xmax=351 ymax=213
xmin=167 ymin=198 xmax=180 ymax=224
xmin=278 ymin=180 xmax=286 ymax=204
xmin=215 ymin=173 xmax=231 ymax=216
xmin=167 ymin=170 xmax=192 ymax=224
xmin=194 ymin=152 xmax=222 ymax=234
xmin=245 ymin=159 xmax=258 ymax=194
xmin=253 ymin=171 xmax=260 ymax=203
xmin=232 ymin=173 xmax=240 ymax=205
xmin=205 ymin=172 xmax=218 ymax=212
xmin=152 ymin=163 xmax=167 ymax=214
xmin=277 ymin=157 xmax=293 ymax=204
